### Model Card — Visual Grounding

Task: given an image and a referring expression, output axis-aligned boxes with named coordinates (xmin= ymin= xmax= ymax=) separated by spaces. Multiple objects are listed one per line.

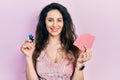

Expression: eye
xmin=48 ymin=19 xmax=53 ymax=22
xmin=58 ymin=19 xmax=63 ymax=22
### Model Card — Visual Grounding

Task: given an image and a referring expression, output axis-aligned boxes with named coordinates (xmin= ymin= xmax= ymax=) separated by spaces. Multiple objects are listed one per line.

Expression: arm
xmin=21 ymin=39 xmax=39 ymax=80
xmin=72 ymin=46 xmax=92 ymax=80
xmin=72 ymin=63 xmax=84 ymax=80
xmin=72 ymin=68 xmax=84 ymax=80
xmin=26 ymin=57 xmax=39 ymax=80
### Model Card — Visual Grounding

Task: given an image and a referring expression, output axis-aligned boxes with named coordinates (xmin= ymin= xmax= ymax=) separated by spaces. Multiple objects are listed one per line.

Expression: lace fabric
xmin=36 ymin=51 xmax=75 ymax=80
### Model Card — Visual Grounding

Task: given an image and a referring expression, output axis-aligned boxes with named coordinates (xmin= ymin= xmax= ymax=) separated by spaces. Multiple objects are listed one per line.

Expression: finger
xmin=83 ymin=45 xmax=89 ymax=52
xmin=87 ymin=50 xmax=92 ymax=60
xmin=32 ymin=40 xmax=35 ymax=46
xmin=24 ymin=42 xmax=34 ymax=49
xmin=82 ymin=53 xmax=87 ymax=61
xmin=83 ymin=45 xmax=87 ymax=51
xmin=25 ymin=38 xmax=33 ymax=43
xmin=85 ymin=50 xmax=92 ymax=61
xmin=24 ymin=39 xmax=35 ymax=48
xmin=78 ymin=52 xmax=86 ymax=62
xmin=79 ymin=52 xmax=83 ymax=58
xmin=81 ymin=50 xmax=89 ymax=61
xmin=78 ymin=51 xmax=92 ymax=63
xmin=77 ymin=57 xmax=84 ymax=63
xmin=22 ymin=45 xmax=31 ymax=50
xmin=81 ymin=51 xmax=87 ymax=58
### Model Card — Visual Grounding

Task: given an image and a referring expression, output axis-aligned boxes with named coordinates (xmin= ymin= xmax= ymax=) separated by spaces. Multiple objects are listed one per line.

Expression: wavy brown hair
xmin=32 ymin=2 xmax=79 ymax=75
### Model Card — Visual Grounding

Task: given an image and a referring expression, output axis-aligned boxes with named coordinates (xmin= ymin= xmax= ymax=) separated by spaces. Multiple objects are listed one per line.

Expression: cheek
xmin=46 ymin=21 xmax=52 ymax=28
xmin=46 ymin=25 xmax=51 ymax=31
xmin=61 ymin=23 xmax=64 ymax=29
xmin=58 ymin=22 xmax=64 ymax=28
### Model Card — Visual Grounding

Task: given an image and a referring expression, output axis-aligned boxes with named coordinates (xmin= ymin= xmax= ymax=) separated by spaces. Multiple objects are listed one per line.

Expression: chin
xmin=50 ymin=33 xmax=60 ymax=37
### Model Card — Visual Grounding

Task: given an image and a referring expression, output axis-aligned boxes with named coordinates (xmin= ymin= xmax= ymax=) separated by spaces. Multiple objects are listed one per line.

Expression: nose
xmin=53 ymin=21 xmax=57 ymax=28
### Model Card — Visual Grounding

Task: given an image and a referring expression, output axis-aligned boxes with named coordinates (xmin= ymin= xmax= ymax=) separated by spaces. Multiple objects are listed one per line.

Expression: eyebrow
xmin=46 ymin=17 xmax=63 ymax=19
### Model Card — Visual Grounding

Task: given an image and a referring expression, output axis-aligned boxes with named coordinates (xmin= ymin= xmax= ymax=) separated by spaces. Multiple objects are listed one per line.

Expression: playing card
xmin=73 ymin=33 xmax=95 ymax=51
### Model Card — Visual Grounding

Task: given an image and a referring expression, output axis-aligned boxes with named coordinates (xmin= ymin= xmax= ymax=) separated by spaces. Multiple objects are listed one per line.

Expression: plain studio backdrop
xmin=0 ymin=0 xmax=120 ymax=80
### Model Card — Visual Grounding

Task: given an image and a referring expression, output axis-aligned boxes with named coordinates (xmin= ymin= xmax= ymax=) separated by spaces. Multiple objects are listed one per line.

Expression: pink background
xmin=0 ymin=0 xmax=120 ymax=80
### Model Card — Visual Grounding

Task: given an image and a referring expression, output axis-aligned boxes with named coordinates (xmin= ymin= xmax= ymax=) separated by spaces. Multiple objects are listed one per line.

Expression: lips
xmin=50 ymin=28 xmax=59 ymax=32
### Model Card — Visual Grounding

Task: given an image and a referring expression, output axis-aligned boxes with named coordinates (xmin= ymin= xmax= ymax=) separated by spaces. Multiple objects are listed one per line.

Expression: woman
xmin=21 ymin=2 xmax=92 ymax=80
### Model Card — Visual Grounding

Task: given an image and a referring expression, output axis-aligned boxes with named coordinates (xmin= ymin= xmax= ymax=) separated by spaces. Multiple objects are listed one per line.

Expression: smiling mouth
xmin=51 ymin=28 xmax=59 ymax=32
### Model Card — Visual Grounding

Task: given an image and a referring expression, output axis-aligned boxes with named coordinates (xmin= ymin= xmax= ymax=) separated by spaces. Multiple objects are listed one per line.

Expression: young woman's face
xmin=45 ymin=9 xmax=64 ymax=37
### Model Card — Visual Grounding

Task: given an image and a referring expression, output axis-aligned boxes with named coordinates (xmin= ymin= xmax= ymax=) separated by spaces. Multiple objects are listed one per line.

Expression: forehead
xmin=46 ymin=9 xmax=63 ymax=18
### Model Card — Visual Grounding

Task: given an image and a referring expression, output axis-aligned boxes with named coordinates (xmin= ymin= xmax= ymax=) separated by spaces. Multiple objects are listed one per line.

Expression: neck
xmin=48 ymin=35 xmax=61 ymax=45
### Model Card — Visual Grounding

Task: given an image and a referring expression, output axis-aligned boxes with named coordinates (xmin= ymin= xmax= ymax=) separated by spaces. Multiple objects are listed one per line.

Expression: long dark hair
xmin=32 ymin=2 xmax=79 ymax=72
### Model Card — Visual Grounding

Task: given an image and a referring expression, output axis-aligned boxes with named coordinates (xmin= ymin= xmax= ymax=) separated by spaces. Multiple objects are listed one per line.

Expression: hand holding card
xmin=73 ymin=33 xmax=95 ymax=51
